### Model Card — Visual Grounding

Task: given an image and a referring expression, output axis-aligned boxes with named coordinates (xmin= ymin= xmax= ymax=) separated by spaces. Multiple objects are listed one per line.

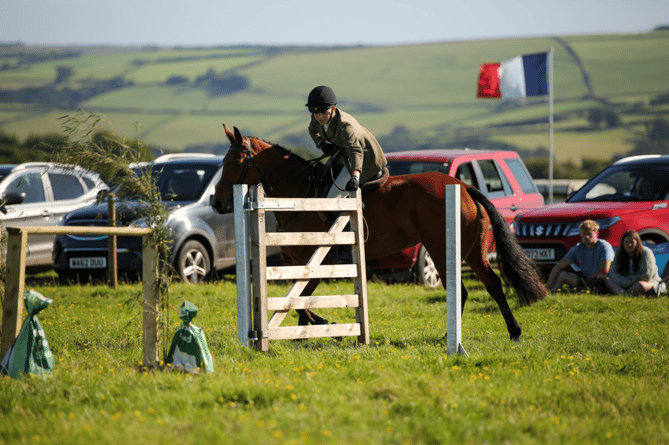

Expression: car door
xmin=199 ymin=169 xmax=237 ymax=268
xmin=0 ymin=169 xmax=53 ymax=267
xmin=471 ymin=159 xmax=518 ymax=224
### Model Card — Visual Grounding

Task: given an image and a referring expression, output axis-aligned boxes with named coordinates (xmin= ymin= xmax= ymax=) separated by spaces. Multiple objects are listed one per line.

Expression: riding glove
xmin=345 ymin=176 xmax=360 ymax=191
xmin=318 ymin=141 xmax=337 ymax=153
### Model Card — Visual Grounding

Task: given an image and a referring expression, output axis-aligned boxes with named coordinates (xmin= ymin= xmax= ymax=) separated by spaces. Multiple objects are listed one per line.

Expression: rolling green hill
xmin=1 ymin=31 xmax=668 ymax=168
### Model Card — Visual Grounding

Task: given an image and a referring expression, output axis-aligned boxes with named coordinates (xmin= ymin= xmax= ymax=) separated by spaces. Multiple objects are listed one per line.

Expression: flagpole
xmin=548 ymin=47 xmax=554 ymax=203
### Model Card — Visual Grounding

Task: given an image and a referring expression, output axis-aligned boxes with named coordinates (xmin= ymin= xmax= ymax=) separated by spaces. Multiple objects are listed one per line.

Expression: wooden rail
xmin=0 ymin=225 xmax=164 ymax=367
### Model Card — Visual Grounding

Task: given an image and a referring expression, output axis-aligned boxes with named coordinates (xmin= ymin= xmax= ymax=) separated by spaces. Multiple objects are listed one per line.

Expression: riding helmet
xmin=306 ymin=86 xmax=337 ymax=113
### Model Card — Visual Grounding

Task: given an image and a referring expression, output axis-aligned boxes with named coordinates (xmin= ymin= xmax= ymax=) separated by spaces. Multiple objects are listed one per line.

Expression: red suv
xmin=515 ymin=155 xmax=669 ymax=277
xmin=368 ymin=149 xmax=545 ymax=287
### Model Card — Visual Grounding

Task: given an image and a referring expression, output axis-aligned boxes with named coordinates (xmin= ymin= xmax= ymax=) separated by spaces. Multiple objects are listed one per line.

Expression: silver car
xmin=52 ymin=154 xmax=280 ymax=283
xmin=0 ymin=162 xmax=108 ymax=271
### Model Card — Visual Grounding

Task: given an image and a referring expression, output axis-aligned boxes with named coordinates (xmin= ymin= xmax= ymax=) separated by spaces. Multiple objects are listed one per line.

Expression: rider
xmin=306 ymin=86 xmax=388 ymax=201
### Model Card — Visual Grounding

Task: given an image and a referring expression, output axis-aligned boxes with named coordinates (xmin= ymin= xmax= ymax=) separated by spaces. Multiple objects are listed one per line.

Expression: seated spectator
xmin=546 ymin=219 xmax=614 ymax=292
xmin=600 ymin=230 xmax=664 ymax=295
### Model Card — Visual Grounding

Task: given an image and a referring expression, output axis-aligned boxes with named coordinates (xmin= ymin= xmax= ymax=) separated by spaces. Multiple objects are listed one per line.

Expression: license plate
xmin=525 ymin=248 xmax=555 ymax=261
xmin=69 ymin=257 xmax=107 ymax=269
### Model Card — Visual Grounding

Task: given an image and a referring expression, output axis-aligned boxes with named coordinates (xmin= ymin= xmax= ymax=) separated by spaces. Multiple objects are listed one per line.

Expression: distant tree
xmin=54 ymin=66 xmax=74 ymax=84
xmin=587 ymin=107 xmax=620 ymax=129
xmin=165 ymin=75 xmax=188 ymax=85
xmin=648 ymin=118 xmax=669 ymax=141
xmin=625 ymin=118 xmax=669 ymax=157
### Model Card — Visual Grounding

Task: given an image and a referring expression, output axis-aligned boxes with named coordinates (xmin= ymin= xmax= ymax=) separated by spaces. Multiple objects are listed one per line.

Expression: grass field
xmin=1 ymin=277 xmax=668 ymax=444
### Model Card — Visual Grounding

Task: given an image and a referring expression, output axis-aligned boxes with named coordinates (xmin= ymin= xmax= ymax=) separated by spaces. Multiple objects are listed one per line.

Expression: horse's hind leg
xmin=296 ymin=278 xmax=331 ymax=326
xmin=468 ymin=257 xmax=522 ymax=341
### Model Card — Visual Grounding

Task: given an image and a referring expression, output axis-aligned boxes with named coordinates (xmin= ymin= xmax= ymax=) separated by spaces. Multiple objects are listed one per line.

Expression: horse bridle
xmin=217 ymin=137 xmax=272 ymax=192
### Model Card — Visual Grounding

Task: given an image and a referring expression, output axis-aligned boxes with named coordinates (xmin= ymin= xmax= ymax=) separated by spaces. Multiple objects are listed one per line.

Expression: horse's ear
xmin=233 ymin=126 xmax=244 ymax=143
xmin=223 ymin=124 xmax=235 ymax=142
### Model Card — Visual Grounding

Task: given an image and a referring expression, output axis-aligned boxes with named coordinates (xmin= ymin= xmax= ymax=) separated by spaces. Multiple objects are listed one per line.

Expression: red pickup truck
xmin=368 ymin=149 xmax=545 ymax=287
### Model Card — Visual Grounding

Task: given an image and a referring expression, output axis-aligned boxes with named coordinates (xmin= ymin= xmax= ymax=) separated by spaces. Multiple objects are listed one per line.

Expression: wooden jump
xmin=0 ymin=225 xmax=163 ymax=367
xmin=234 ymin=185 xmax=369 ymax=351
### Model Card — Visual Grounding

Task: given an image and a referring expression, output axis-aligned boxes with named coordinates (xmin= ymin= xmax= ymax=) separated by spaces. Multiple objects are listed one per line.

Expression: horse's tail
xmin=466 ymin=187 xmax=548 ymax=306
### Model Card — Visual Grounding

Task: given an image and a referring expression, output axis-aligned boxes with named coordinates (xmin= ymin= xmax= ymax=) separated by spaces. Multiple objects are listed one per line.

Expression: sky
xmin=1 ymin=0 xmax=668 ymax=47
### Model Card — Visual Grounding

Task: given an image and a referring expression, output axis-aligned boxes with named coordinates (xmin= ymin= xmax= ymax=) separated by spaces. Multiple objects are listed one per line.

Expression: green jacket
xmin=308 ymin=108 xmax=387 ymax=184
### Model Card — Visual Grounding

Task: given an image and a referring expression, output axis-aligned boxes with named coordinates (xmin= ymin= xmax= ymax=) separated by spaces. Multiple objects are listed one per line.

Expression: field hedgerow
xmin=1 ymin=277 xmax=668 ymax=445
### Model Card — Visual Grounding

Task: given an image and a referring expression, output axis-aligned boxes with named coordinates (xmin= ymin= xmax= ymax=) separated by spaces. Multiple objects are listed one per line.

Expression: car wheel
xmin=176 ymin=240 xmax=211 ymax=284
xmin=415 ymin=245 xmax=442 ymax=288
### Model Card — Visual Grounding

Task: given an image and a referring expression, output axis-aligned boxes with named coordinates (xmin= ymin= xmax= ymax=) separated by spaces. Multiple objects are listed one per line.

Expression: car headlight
xmin=565 ymin=216 xmax=621 ymax=236
xmin=129 ymin=218 xmax=149 ymax=228
xmin=129 ymin=214 xmax=172 ymax=229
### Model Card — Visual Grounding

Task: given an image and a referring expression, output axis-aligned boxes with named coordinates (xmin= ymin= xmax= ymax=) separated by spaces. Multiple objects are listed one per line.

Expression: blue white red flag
xmin=477 ymin=52 xmax=548 ymax=99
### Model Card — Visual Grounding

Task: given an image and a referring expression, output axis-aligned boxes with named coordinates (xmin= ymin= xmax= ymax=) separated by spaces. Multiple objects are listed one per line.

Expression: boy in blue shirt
xmin=546 ymin=219 xmax=615 ymax=292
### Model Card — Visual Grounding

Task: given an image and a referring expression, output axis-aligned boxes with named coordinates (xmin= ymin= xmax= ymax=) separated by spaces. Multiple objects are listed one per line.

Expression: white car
xmin=0 ymin=162 xmax=108 ymax=271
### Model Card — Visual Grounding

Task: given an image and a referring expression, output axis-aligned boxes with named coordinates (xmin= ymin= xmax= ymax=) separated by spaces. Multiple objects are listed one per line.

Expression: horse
xmin=211 ymin=125 xmax=547 ymax=341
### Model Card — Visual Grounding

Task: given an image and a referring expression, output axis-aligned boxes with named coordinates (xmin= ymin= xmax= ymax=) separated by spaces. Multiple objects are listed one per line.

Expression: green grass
xmin=1 ymin=277 xmax=668 ymax=444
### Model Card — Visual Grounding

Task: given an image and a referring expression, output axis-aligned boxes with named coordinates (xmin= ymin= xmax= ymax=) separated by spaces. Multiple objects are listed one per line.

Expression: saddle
xmin=312 ymin=163 xmax=389 ymax=198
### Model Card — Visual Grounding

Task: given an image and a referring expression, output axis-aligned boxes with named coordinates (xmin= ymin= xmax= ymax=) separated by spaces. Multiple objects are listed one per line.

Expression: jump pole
xmin=233 ymin=184 xmax=253 ymax=347
xmin=446 ymin=184 xmax=467 ymax=356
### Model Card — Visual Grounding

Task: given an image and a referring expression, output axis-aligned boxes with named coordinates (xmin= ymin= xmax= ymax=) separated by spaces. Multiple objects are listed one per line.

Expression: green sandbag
xmin=1 ymin=290 xmax=55 ymax=379
xmin=164 ymin=301 xmax=213 ymax=373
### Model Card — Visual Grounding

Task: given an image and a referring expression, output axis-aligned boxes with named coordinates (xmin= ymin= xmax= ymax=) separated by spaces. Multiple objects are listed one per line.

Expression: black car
xmin=53 ymin=154 xmax=278 ymax=283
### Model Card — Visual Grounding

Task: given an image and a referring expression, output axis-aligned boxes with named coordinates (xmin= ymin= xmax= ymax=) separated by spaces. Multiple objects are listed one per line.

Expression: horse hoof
xmin=510 ymin=329 xmax=522 ymax=341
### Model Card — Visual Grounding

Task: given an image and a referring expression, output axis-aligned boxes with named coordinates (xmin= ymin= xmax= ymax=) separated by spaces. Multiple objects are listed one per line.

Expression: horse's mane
xmin=252 ymin=137 xmax=313 ymax=168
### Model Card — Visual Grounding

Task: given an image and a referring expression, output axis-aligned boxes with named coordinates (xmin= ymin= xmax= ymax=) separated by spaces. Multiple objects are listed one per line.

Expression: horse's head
xmin=211 ymin=124 xmax=269 ymax=214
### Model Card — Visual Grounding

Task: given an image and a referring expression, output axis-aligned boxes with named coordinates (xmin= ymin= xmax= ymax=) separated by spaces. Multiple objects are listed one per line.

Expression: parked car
xmin=0 ymin=162 xmax=108 ymax=272
xmin=368 ymin=149 xmax=545 ymax=287
xmin=52 ymin=154 xmax=279 ymax=283
xmin=515 ymin=155 xmax=669 ymax=277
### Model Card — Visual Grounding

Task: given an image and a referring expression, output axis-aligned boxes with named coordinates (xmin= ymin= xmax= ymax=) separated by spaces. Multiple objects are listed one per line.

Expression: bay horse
xmin=211 ymin=125 xmax=547 ymax=341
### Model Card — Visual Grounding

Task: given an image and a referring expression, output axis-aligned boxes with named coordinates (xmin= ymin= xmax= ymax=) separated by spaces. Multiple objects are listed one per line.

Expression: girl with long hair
xmin=602 ymin=230 xmax=663 ymax=295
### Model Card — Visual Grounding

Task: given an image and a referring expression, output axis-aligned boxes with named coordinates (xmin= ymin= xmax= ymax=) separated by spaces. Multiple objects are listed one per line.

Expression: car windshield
xmin=152 ymin=163 xmax=219 ymax=202
xmin=387 ymin=160 xmax=450 ymax=176
xmin=568 ymin=164 xmax=669 ymax=202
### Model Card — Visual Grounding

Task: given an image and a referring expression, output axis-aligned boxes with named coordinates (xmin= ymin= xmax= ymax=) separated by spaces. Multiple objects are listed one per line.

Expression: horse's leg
xmin=467 ymin=256 xmax=522 ymax=341
xmin=461 ymin=282 xmax=468 ymax=313
xmin=296 ymin=278 xmax=331 ymax=326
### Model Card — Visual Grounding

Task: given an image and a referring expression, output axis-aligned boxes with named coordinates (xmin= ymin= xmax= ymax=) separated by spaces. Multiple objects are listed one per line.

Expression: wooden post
xmin=142 ymin=236 xmax=161 ymax=367
xmin=108 ymin=193 xmax=118 ymax=289
xmin=0 ymin=228 xmax=27 ymax=359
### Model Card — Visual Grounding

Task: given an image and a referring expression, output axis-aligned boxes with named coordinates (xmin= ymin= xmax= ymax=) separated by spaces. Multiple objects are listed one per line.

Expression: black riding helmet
xmin=306 ymin=86 xmax=337 ymax=113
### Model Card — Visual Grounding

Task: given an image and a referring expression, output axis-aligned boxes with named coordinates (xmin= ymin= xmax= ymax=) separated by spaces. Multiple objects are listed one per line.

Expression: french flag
xmin=477 ymin=52 xmax=548 ymax=99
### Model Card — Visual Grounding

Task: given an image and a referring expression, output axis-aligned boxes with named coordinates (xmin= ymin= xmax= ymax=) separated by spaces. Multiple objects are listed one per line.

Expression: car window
xmin=82 ymin=176 xmax=96 ymax=190
xmin=386 ymin=161 xmax=449 ymax=176
xmin=570 ymin=165 xmax=669 ymax=202
xmin=455 ymin=163 xmax=477 ymax=187
xmin=154 ymin=164 xmax=219 ymax=202
xmin=49 ymin=172 xmax=85 ymax=201
xmin=505 ymin=158 xmax=537 ymax=194
xmin=5 ymin=173 xmax=46 ymax=203
xmin=478 ymin=160 xmax=509 ymax=198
